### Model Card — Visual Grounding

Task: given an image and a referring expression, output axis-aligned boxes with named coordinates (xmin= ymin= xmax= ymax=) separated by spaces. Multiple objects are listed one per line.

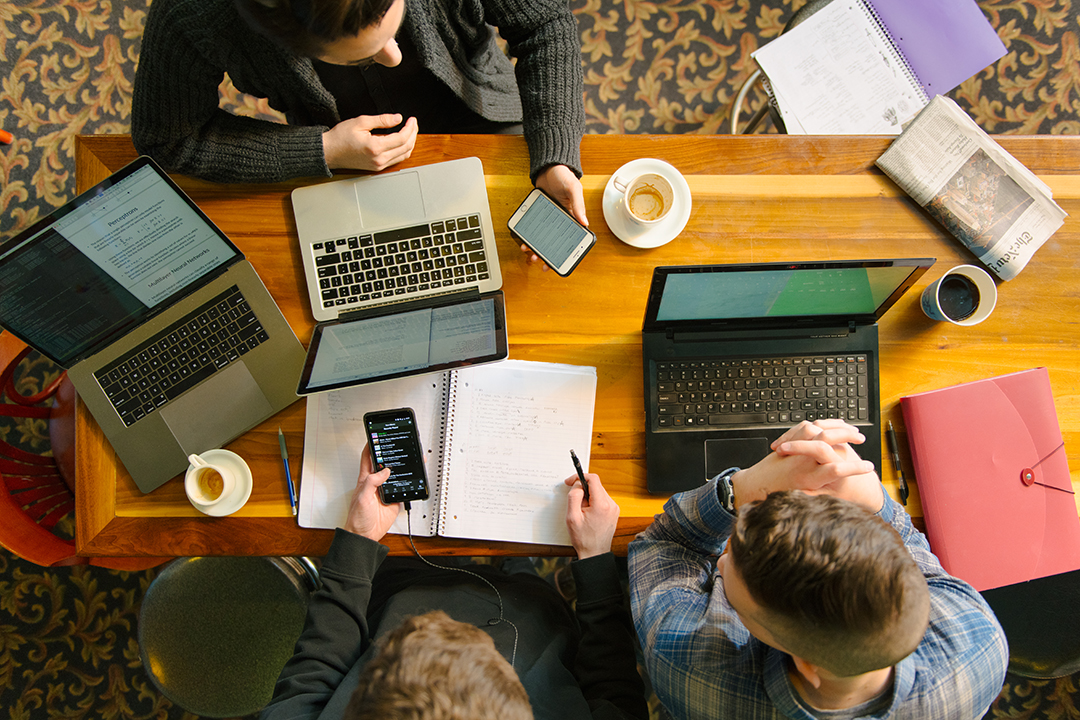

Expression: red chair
xmin=0 ymin=331 xmax=167 ymax=569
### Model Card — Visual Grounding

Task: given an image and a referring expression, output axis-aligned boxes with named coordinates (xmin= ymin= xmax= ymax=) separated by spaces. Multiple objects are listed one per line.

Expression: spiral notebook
xmin=751 ymin=0 xmax=1006 ymax=134
xmin=298 ymin=359 xmax=597 ymax=546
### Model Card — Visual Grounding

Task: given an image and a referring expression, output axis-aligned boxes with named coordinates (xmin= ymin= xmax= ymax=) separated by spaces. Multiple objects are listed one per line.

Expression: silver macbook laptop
xmin=642 ymin=259 xmax=933 ymax=494
xmin=0 ymin=157 xmax=306 ymax=493
xmin=291 ymin=157 xmax=503 ymax=322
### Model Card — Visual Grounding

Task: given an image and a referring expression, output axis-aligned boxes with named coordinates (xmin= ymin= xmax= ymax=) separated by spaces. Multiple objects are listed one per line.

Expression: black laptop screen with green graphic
xmin=654 ymin=266 xmax=919 ymax=322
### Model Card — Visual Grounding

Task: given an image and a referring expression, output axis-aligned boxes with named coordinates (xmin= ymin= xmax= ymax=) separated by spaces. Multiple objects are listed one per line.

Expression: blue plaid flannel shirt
xmin=629 ymin=475 xmax=1008 ymax=720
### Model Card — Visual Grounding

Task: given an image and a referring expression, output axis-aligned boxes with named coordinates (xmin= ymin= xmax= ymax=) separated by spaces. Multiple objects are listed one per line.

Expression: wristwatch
xmin=712 ymin=467 xmax=740 ymax=513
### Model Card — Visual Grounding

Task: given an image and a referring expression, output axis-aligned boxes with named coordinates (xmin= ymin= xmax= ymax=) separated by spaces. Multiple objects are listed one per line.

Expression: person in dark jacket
xmin=260 ymin=445 xmax=648 ymax=720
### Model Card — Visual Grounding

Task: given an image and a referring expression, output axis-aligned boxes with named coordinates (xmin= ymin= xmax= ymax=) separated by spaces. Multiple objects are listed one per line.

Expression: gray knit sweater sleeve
xmin=132 ymin=0 xmax=334 ymax=183
xmin=475 ymin=0 xmax=586 ymax=180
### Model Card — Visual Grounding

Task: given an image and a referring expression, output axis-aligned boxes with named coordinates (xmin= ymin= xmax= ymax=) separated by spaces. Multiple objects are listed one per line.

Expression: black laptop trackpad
xmin=705 ymin=437 xmax=771 ymax=479
xmin=160 ymin=363 xmax=274 ymax=455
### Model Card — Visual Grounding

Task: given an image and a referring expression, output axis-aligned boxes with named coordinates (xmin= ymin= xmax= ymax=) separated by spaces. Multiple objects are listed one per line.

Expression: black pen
xmin=885 ymin=421 xmax=909 ymax=506
xmin=570 ymin=449 xmax=590 ymax=502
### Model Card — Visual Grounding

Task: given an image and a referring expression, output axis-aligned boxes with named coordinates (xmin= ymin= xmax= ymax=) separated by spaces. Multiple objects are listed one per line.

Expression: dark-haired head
xmin=726 ymin=491 xmax=930 ymax=677
xmin=234 ymin=0 xmax=397 ymax=57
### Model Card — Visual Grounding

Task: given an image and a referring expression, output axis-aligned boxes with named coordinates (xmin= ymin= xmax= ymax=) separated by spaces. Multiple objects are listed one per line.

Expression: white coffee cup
xmin=612 ymin=172 xmax=675 ymax=226
xmin=920 ymin=264 xmax=998 ymax=326
xmin=185 ymin=452 xmax=237 ymax=508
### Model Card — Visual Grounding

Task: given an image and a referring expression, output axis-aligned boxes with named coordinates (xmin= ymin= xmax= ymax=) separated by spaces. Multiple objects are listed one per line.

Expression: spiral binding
xmin=858 ymin=0 xmax=929 ymax=104
xmin=436 ymin=371 xmax=459 ymax=536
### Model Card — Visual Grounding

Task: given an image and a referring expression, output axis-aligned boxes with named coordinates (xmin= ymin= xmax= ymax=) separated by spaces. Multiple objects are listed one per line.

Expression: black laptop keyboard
xmin=313 ymin=214 xmax=491 ymax=310
xmin=653 ymin=354 xmax=869 ymax=428
xmin=94 ymin=286 xmax=268 ymax=427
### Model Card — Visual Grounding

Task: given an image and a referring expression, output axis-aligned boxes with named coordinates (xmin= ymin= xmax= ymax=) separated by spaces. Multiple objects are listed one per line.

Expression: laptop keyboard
xmin=94 ymin=286 xmax=268 ymax=427
xmin=312 ymin=214 xmax=491 ymax=310
xmin=653 ymin=354 xmax=869 ymax=428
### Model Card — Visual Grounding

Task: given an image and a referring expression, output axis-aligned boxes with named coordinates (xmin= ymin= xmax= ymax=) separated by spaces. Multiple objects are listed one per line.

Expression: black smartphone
xmin=362 ymin=408 xmax=430 ymax=504
xmin=507 ymin=187 xmax=596 ymax=276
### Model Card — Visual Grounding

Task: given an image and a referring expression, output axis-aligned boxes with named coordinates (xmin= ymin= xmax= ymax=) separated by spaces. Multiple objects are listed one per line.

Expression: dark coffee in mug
xmin=937 ymin=274 xmax=980 ymax=321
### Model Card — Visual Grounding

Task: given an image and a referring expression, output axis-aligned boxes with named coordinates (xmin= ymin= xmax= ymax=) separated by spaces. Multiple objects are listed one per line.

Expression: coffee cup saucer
xmin=602 ymin=158 xmax=692 ymax=248
xmin=187 ymin=448 xmax=253 ymax=517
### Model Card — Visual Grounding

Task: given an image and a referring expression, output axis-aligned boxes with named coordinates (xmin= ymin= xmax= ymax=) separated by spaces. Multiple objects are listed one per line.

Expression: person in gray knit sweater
xmin=132 ymin=0 xmax=588 ymax=224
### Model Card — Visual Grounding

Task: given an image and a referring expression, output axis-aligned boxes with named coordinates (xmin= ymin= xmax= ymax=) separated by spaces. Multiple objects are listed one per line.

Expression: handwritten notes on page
xmin=751 ymin=0 xmax=925 ymax=134
xmin=438 ymin=360 xmax=597 ymax=546
xmin=299 ymin=374 xmax=446 ymax=536
xmin=298 ymin=359 xmax=598 ymax=547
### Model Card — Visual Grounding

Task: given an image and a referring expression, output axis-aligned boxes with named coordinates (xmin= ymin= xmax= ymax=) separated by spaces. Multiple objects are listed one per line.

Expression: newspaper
xmin=876 ymin=95 xmax=1066 ymax=281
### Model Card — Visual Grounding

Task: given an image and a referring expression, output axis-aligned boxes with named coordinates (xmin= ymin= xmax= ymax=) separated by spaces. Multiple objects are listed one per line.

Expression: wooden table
xmin=74 ymin=134 xmax=1080 ymax=558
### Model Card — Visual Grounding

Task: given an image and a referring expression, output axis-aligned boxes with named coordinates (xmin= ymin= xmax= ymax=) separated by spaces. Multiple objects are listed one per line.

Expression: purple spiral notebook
xmin=869 ymin=0 xmax=1006 ymax=96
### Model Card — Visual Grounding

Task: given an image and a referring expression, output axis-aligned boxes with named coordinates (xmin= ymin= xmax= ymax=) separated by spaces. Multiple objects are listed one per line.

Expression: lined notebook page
xmin=438 ymin=360 xmax=597 ymax=546
xmin=299 ymin=374 xmax=448 ymax=535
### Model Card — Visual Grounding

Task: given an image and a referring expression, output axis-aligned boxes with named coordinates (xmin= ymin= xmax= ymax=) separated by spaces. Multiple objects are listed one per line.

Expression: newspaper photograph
xmin=876 ymin=96 xmax=1066 ymax=281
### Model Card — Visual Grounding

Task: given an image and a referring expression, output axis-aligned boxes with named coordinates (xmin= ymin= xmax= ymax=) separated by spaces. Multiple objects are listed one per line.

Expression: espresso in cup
xmin=185 ymin=452 xmax=238 ymax=508
xmin=196 ymin=467 xmax=227 ymax=502
xmin=614 ymin=172 xmax=675 ymax=225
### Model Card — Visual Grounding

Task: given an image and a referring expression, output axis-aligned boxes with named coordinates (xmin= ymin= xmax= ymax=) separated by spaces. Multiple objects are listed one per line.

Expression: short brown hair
xmin=345 ymin=610 xmax=533 ymax=720
xmin=234 ymin=0 xmax=397 ymax=57
xmin=728 ymin=491 xmax=930 ymax=677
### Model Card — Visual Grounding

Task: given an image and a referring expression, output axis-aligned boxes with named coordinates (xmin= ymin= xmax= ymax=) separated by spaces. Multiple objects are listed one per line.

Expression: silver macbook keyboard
xmin=311 ymin=214 xmax=491 ymax=310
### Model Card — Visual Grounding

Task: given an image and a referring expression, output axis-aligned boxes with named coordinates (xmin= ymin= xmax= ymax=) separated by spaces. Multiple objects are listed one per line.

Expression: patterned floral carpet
xmin=2 ymin=0 xmax=1080 ymax=717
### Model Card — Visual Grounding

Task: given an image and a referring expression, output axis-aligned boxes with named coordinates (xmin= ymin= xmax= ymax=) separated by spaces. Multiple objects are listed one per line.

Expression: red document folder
xmin=901 ymin=368 xmax=1080 ymax=591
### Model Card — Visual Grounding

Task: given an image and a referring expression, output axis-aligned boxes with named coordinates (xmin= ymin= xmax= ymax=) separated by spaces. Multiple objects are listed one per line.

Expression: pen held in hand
xmin=570 ymin=448 xmax=589 ymax=502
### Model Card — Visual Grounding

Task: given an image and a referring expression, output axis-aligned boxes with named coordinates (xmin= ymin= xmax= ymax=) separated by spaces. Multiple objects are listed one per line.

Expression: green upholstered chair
xmin=138 ymin=555 xmax=320 ymax=718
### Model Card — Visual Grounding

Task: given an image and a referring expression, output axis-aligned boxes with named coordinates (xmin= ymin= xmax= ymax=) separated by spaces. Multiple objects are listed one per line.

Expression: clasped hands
xmin=731 ymin=419 xmax=885 ymax=513
xmin=345 ymin=443 xmax=620 ymax=560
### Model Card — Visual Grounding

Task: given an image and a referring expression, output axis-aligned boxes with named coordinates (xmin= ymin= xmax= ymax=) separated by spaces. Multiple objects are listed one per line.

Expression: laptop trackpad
xmin=160 ymin=363 xmax=274 ymax=454
xmin=705 ymin=437 xmax=771 ymax=478
xmin=355 ymin=171 xmax=426 ymax=228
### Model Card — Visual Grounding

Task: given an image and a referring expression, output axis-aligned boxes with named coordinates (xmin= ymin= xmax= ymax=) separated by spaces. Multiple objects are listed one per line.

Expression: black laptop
xmin=642 ymin=259 xmax=933 ymax=494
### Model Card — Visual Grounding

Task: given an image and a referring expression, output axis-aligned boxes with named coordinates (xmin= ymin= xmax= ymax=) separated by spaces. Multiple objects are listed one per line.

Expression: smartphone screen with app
xmin=363 ymin=408 xmax=429 ymax=504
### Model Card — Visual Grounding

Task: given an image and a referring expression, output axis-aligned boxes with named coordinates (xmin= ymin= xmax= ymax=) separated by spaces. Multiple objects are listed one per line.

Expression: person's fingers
xmin=354 ymin=113 xmax=404 ymax=131
xmin=775 ymin=439 xmax=846 ymax=465
xmin=826 ymin=458 xmax=877 ymax=478
xmin=358 ymin=466 xmax=391 ymax=493
xmin=567 ymin=187 xmax=588 ymax=227
xmin=771 ymin=420 xmax=820 ymax=447
xmin=367 ymin=124 xmax=415 ymax=157
xmin=771 ymin=419 xmax=863 ymax=451
xmin=566 ymin=482 xmax=585 ymax=518
xmin=582 ymin=472 xmax=606 ymax=498
xmin=360 ymin=444 xmax=375 ymax=474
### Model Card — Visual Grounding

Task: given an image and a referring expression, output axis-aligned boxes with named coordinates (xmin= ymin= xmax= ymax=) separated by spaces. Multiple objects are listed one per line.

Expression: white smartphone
xmin=507 ymin=188 xmax=596 ymax=276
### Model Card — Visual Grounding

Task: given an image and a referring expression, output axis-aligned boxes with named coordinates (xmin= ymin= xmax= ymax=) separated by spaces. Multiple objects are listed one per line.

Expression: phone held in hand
xmin=507 ymin=188 xmax=596 ymax=276
xmin=363 ymin=407 xmax=430 ymax=504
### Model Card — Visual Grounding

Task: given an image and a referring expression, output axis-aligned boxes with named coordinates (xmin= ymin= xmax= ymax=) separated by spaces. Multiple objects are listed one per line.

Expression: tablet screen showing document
xmin=297 ymin=290 xmax=507 ymax=394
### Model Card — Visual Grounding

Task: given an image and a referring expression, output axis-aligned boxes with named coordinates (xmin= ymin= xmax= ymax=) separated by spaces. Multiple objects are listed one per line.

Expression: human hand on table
xmin=564 ymin=472 xmax=619 ymax=559
xmin=732 ymin=419 xmax=883 ymax=512
xmin=343 ymin=444 xmax=400 ymax=542
xmin=322 ymin=114 xmax=418 ymax=172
